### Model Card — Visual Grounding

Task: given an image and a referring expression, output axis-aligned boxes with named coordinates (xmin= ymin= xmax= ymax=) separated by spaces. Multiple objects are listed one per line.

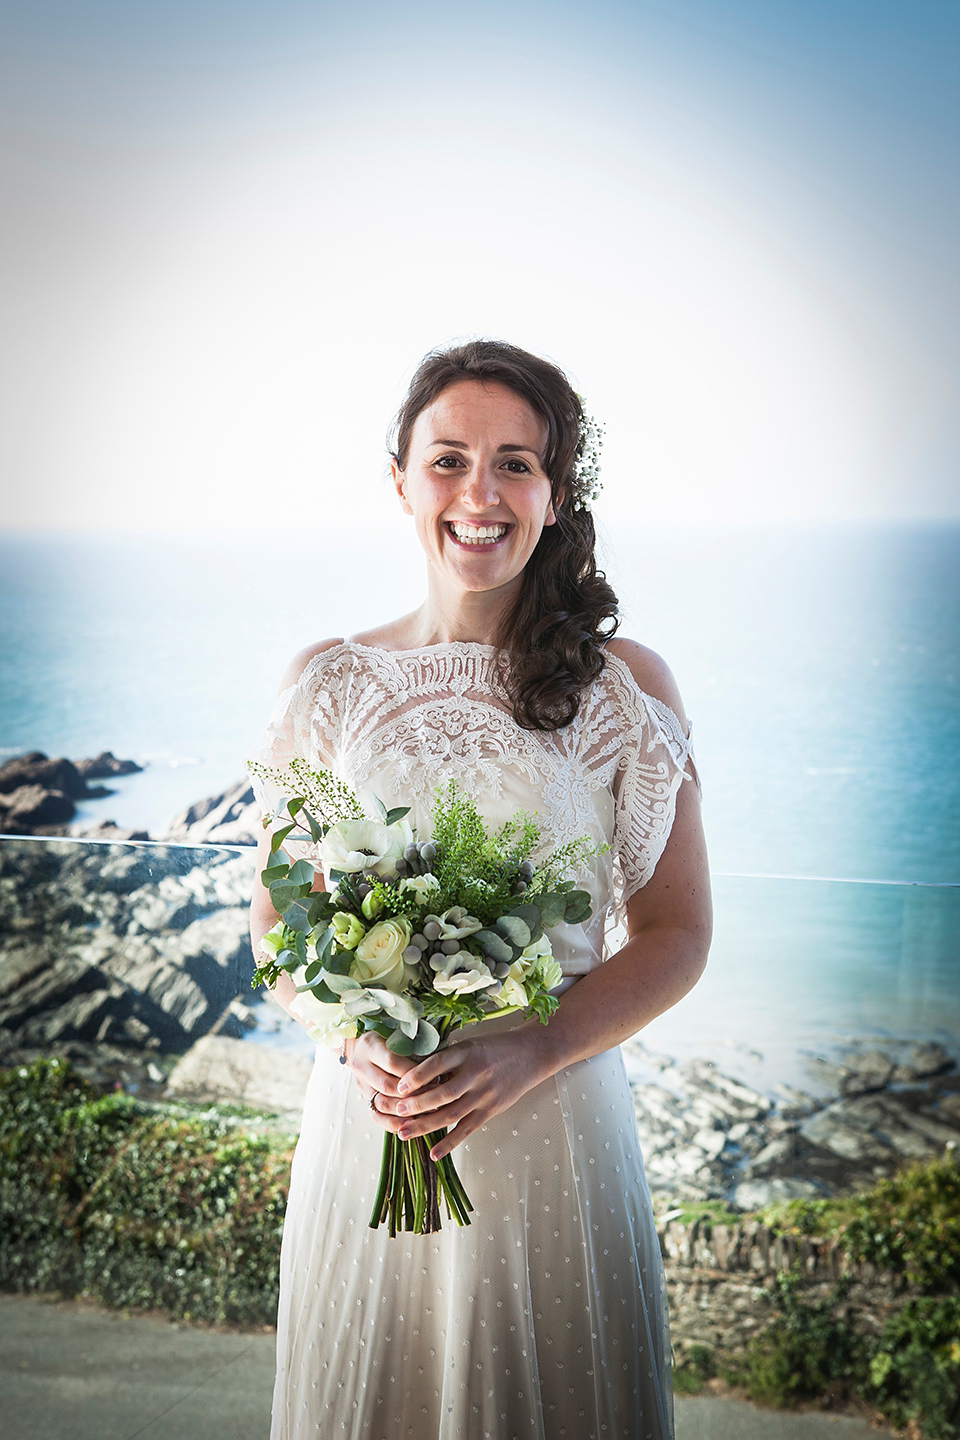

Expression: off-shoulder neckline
xmin=325 ymin=640 xmax=675 ymax=713
xmin=343 ymin=638 xmax=497 ymax=656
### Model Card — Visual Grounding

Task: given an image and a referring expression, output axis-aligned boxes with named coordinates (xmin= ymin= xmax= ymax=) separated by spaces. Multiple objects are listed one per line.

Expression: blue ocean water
xmin=1 ymin=523 xmax=958 ymax=1072
xmin=2 ymin=523 xmax=957 ymax=882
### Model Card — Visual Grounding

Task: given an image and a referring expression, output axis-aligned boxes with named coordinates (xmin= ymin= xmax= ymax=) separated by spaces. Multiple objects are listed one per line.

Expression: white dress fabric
xmin=250 ymin=641 xmax=695 ymax=1440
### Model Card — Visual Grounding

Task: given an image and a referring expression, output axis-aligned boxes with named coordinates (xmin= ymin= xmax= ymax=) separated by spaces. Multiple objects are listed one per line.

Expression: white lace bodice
xmin=249 ymin=641 xmax=695 ymax=975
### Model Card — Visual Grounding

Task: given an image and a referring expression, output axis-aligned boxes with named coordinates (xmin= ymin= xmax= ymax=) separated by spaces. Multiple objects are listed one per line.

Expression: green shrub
xmin=673 ymin=1343 xmax=716 ymax=1395
xmin=764 ymin=1154 xmax=960 ymax=1293
xmin=724 ymin=1272 xmax=865 ymax=1410
xmin=865 ymin=1297 xmax=960 ymax=1440
xmin=0 ymin=1057 xmax=292 ymax=1326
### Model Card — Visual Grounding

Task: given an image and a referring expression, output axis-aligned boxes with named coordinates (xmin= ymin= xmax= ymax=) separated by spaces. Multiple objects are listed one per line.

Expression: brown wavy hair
xmin=390 ymin=339 xmax=619 ymax=731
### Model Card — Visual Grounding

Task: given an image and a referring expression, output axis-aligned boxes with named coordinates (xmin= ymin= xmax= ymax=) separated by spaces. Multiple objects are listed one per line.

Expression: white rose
xmin=320 ymin=819 xmax=404 ymax=878
xmin=399 ymin=874 xmax=442 ymax=906
xmin=353 ymin=916 xmax=412 ymax=992
xmin=432 ymin=952 xmax=497 ymax=997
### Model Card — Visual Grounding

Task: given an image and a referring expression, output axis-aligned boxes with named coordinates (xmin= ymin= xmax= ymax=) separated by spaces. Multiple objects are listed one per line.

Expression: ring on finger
xmin=369 ymin=1091 xmax=379 ymax=1111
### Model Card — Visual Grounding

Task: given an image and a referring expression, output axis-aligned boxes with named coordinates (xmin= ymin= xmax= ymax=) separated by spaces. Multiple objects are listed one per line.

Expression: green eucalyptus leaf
xmin=288 ymin=859 xmax=315 ymax=887
xmin=537 ymin=893 xmax=567 ymax=928
xmin=506 ymin=903 xmax=543 ymax=945
xmin=386 ymin=1029 xmax=416 ymax=1055
xmin=308 ymin=978 xmax=339 ymax=1004
xmin=268 ymin=881 xmax=297 ymax=912
xmin=410 ymin=1019 xmax=440 ymax=1055
xmin=294 ymin=929 xmax=308 ymax=964
xmin=496 ymin=914 xmax=532 ymax=949
xmin=287 ymin=796 xmax=305 ymax=818
xmin=563 ymin=890 xmax=592 ymax=925
xmin=304 ymin=959 xmax=323 ymax=983
xmin=384 ymin=806 xmax=411 ymax=826
xmin=315 ymin=927 xmax=334 ymax=964
xmin=284 ymin=901 xmax=310 ymax=933
xmin=319 ymin=971 xmax=361 ymax=996
xmin=373 ymin=795 xmax=388 ymax=821
xmin=472 ymin=929 xmax=514 ymax=964
xmin=307 ymin=893 xmax=334 ymax=927
xmin=301 ymin=807 xmax=323 ymax=842
xmin=270 ymin=823 xmax=295 ymax=854
xmin=325 ymin=946 xmax=354 ymax=976
xmin=260 ymin=861 xmax=289 ymax=885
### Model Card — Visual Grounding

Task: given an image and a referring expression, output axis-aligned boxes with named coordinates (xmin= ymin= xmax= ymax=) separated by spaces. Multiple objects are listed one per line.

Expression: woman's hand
xmin=346 ymin=1031 xmax=418 ymax=1119
xmin=373 ymin=1027 xmax=546 ymax=1162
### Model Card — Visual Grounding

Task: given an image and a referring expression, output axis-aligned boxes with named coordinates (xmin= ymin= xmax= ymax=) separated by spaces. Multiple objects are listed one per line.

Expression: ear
xmin=392 ymin=456 xmax=413 ymax=516
xmin=543 ymin=502 xmax=557 ymax=527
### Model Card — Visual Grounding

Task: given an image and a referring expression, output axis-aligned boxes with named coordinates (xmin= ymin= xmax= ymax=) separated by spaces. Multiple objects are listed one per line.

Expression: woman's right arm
xmin=246 ymin=636 xmax=417 ymax=1102
xmin=247 ymin=638 xmax=344 ymax=1021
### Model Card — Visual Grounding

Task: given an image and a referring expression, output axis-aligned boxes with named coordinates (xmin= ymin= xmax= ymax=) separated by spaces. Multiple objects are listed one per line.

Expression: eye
xmin=433 ymin=454 xmax=465 ymax=469
xmin=500 ymin=458 xmax=531 ymax=474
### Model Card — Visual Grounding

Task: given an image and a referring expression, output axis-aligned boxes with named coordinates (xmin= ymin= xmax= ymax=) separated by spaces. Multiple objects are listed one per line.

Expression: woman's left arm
xmin=386 ymin=645 xmax=712 ymax=1160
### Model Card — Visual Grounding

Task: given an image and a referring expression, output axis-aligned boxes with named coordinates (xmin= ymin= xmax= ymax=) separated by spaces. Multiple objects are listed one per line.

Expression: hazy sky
xmin=1 ymin=0 xmax=957 ymax=533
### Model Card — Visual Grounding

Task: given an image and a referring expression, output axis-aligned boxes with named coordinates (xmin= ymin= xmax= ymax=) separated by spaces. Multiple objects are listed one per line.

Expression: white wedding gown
xmin=250 ymin=641 xmax=695 ymax=1440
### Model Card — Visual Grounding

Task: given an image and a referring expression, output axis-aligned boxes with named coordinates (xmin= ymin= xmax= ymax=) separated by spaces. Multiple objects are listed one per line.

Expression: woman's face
xmin=393 ymin=379 xmax=556 ymax=597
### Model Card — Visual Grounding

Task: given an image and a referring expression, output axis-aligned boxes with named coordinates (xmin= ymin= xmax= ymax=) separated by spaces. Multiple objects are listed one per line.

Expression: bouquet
xmin=248 ymin=757 xmax=598 ymax=1235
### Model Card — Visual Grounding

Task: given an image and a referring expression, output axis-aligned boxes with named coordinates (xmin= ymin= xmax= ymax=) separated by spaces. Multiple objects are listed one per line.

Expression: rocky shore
xmin=0 ymin=840 xmax=258 ymax=1091
xmin=1 ymin=762 xmax=958 ymax=1215
xmin=1 ymin=823 xmax=957 ymax=1204
xmin=0 ymin=751 xmax=146 ymax=838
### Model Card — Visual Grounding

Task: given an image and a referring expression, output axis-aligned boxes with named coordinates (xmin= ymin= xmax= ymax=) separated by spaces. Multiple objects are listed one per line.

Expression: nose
xmin=458 ymin=460 xmax=501 ymax=513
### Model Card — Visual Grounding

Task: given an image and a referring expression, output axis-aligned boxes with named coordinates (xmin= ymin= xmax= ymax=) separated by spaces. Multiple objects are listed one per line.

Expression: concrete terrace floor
xmin=0 ymin=1292 xmax=892 ymax=1440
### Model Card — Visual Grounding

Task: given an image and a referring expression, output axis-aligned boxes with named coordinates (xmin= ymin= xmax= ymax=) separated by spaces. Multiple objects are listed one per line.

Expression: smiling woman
xmin=386 ymin=341 xmax=620 ymax=731
xmin=247 ymin=337 xmax=711 ymax=1440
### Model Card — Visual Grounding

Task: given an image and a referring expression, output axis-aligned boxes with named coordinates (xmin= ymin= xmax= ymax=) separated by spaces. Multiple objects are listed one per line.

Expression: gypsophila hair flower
xmin=572 ymin=406 xmax=604 ymax=509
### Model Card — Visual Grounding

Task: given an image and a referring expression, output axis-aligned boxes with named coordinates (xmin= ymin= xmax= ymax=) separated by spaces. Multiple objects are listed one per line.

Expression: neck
xmin=405 ymin=568 xmax=522 ymax=647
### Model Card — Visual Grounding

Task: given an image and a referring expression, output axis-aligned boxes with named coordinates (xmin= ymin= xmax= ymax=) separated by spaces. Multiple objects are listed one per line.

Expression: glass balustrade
xmin=1 ymin=835 xmax=957 ymax=1099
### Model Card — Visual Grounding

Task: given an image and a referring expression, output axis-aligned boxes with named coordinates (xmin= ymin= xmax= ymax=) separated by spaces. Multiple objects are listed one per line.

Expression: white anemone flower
xmin=425 ymin=906 xmax=483 ymax=940
xmin=320 ymin=819 xmax=404 ymax=878
xmin=432 ymin=952 xmax=497 ymax=997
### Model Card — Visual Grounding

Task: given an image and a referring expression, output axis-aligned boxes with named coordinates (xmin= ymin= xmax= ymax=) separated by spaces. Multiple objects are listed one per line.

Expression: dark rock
xmin=0 ymin=754 xmax=88 ymax=799
xmin=837 ymin=1049 xmax=895 ymax=1096
xmin=891 ymin=1042 xmax=954 ymax=1083
xmin=74 ymin=751 xmax=143 ymax=780
xmin=0 ymin=784 xmax=76 ymax=833
xmin=77 ymin=820 xmax=151 ymax=842
xmin=164 ymin=780 xmax=258 ymax=847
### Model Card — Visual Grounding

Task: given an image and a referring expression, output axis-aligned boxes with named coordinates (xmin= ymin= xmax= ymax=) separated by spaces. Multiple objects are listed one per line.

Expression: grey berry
xmin=440 ymin=939 xmax=460 ymax=955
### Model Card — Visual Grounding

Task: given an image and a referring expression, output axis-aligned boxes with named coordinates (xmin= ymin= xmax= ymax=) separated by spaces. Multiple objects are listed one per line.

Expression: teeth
xmin=449 ymin=523 xmax=508 ymax=545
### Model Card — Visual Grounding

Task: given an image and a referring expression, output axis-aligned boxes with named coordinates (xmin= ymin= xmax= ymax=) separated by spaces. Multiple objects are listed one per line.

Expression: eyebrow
xmin=427 ymin=439 xmax=544 ymax=459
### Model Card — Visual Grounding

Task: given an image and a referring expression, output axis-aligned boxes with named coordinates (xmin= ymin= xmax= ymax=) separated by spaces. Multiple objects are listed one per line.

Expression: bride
xmin=248 ymin=339 xmax=711 ymax=1440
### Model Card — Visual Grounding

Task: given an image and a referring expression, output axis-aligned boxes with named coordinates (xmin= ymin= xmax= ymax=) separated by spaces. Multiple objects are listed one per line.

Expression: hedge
xmin=0 ymin=1057 xmax=292 ymax=1326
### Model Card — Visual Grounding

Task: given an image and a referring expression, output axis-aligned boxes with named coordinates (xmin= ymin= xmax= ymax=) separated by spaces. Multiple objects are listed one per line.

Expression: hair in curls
xmin=390 ymin=339 xmax=620 ymax=732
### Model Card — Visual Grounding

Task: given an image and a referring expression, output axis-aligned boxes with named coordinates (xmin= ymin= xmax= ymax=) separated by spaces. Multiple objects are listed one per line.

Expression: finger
xmin=394 ymin=1071 xmax=471 ymax=1118
xmin=397 ymin=1049 xmax=467 ymax=1096
xmin=353 ymin=1033 xmax=418 ymax=1080
xmin=397 ymin=1090 xmax=482 ymax=1142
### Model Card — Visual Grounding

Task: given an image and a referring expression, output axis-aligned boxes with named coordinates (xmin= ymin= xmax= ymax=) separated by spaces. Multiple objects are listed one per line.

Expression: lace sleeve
xmin=245 ymin=645 xmax=348 ymax=822
xmin=609 ymin=676 xmax=698 ymax=914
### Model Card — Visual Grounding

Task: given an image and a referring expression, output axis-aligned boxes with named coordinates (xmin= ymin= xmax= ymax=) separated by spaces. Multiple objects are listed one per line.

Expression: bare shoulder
xmin=605 ymin=637 xmax=688 ymax=728
xmin=275 ymin=637 xmax=345 ymax=693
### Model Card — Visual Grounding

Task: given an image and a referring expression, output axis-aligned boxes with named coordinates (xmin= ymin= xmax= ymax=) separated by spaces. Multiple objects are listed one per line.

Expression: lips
xmin=445 ymin=521 xmax=511 ymax=547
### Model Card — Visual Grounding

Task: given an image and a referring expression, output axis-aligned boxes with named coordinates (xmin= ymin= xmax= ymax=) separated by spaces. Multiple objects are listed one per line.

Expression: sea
xmin=1 ymin=522 xmax=958 ymax=1089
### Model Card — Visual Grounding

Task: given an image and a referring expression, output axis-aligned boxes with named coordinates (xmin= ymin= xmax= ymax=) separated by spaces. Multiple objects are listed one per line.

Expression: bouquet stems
xmin=369 ymin=1129 xmax=474 ymax=1235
